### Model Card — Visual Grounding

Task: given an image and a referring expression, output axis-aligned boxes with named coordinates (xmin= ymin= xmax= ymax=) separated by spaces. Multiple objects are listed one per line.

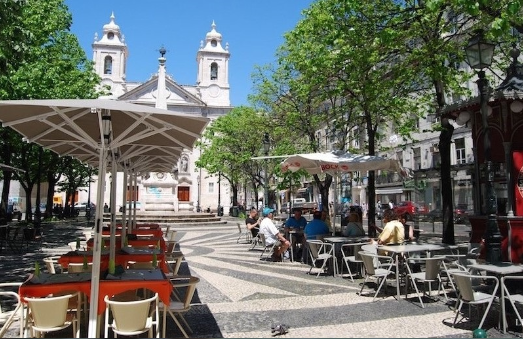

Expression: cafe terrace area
xmin=0 ymin=216 xmax=521 ymax=338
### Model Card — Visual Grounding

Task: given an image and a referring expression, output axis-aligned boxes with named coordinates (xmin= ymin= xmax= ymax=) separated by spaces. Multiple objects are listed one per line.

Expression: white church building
xmin=84 ymin=13 xmax=233 ymax=213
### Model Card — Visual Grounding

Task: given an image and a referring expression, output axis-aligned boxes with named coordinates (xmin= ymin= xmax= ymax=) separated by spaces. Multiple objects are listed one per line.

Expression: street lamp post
xmin=465 ymin=30 xmax=502 ymax=263
xmin=196 ymin=174 xmax=201 ymax=212
xmin=86 ymin=177 xmax=92 ymax=221
xmin=263 ymin=133 xmax=270 ymax=208
xmin=217 ymin=172 xmax=222 ymax=216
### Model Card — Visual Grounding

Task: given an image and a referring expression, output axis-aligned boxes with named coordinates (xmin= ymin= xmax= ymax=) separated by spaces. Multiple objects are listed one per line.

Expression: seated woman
xmin=342 ymin=213 xmax=365 ymax=237
xmin=377 ymin=209 xmax=404 ymax=245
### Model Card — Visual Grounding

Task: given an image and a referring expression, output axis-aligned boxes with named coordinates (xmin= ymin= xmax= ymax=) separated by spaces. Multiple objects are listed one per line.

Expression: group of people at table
xmin=245 ymin=205 xmax=414 ymax=263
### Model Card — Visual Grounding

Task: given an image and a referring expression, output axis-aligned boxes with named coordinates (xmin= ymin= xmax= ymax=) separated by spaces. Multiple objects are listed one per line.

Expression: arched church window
xmin=104 ymin=56 xmax=113 ymax=75
xmin=210 ymin=62 xmax=218 ymax=80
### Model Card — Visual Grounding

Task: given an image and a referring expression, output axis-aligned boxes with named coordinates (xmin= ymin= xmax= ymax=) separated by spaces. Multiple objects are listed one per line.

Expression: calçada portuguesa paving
xmin=0 ymin=217 xmax=519 ymax=338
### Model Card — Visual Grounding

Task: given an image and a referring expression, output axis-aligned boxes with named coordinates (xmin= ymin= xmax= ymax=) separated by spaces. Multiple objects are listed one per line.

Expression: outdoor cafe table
xmin=18 ymin=269 xmax=173 ymax=336
xmin=86 ymin=236 xmax=166 ymax=252
xmin=467 ymin=262 xmax=523 ymax=334
xmin=102 ymin=228 xmax=164 ymax=238
xmin=114 ymin=223 xmax=161 ymax=230
xmin=58 ymin=249 xmax=168 ymax=273
xmin=378 ymin=243 xmax=454 ymax=300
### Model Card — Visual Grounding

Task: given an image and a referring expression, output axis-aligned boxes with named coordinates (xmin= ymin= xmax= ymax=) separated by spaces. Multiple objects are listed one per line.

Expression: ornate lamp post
xmin=464 ymin=30 xmax=502 ymax=263
xmin=263 ymin=133 xmax=270 ymax=208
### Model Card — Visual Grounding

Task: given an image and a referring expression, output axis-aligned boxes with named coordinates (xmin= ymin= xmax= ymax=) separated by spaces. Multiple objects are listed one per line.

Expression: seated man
xmin=285 ymin=208 xmax=307 ymax=259
xmin=304 ymin=210 xmax=329 ymax=241
xmin=245 ymin=207 xmax=260 ymax=238
xmin=285 ymin=208 xmax=307 ymax=231
xmin=259 ymin=207 xmax=290 ymax=261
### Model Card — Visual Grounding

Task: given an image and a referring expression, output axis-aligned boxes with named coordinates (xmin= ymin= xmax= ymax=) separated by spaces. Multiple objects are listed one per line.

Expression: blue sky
xmin=65 ymin=1 xmax=315 ymax=107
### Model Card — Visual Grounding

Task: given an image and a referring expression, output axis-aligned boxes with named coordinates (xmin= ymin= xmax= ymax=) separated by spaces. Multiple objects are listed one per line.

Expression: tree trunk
xmin=440 ymin=118 xmax=455 ymax=244
xmin=434 ymin=77 xmax=455 ymax=245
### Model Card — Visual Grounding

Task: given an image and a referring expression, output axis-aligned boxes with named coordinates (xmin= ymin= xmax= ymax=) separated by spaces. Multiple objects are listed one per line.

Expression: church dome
xmin=200 ymin=21 xmax=228 ymax=53
xmin=103 ymin=12 xmax=121 ymax=35
xmin=205 ymin=21 xmax=222 ymax=43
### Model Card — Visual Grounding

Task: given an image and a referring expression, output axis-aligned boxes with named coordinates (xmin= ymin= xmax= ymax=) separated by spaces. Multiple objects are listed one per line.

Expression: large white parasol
xmin=0 ymin=99 xmax=209 ymax=337
xmin=281 ymin=151 xmax=406 ymax=175
xmin=281 ymin=150 xmax=407 ymax=234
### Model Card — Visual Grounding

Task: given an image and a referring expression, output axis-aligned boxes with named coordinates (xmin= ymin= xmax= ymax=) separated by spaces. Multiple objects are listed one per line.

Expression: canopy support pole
xmin=87 ymin=145 xmax=108 ymax=337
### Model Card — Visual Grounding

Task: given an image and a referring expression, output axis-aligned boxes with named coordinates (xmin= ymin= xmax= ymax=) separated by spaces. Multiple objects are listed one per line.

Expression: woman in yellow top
xmin=377 ymin=209 xmax=405 ymax=245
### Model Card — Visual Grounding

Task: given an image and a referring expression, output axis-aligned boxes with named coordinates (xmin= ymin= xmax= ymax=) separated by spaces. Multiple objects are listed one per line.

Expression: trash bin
xmin=232 ymin=206 xmax=239 ymax=217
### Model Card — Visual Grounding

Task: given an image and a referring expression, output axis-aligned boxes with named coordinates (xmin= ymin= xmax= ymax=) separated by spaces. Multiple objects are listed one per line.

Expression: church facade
xmin=87 ymin=13 xmax=233 ymax=213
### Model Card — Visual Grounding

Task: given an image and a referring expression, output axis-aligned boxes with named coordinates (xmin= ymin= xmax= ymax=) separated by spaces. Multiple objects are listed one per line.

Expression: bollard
xmin=472 ymin=328 xmax=487 ymax=338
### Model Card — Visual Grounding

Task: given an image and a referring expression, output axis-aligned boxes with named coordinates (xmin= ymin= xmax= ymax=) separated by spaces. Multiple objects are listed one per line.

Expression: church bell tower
xmin=92 ymin=12 xmax=128 ymax=98
xmin=196 ymin=21 xmax=230 ymax=106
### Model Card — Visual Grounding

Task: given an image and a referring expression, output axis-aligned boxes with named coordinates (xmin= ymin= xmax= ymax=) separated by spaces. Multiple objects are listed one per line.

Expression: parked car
xmin=73 ymin=202 xmax=96 ymax=211
xmin=454 ymin=204 xmax=469 ymax=224
xmin=376 ymin=203 xmax=391 ymax=220
xmin=393 ymin=201 xmax=428 ymax=221
xmin=426 ymin=206 xmax=469 ymax=224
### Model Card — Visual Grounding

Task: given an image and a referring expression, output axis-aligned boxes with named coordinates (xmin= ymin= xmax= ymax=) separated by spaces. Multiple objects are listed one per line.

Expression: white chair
xmin=25 ymin=292 xmax=79 ymax=338
xmin=340 ymin=242 xmax=366 ymax=282
xmin=67 ymin=241 xmax=86 ymax=251
xmin=43 ymin=256 xmax=64 ymax=274
xmin=82 ymin=230 xmax=92 ymax=241
xmin=166 ymin=252 xmax=184 ymax=277
xmin=67 ymin=262 xmax=93 ymax=273
xmin=258 ymin=233 xmax=278 ymax=260
xmin=160 ymin=276 xmax=200 ymax=338
xmin=436 ymin=254 xmax=469 ymax=299
xmin=162 ymin=225 xmax=171 ymax=239
xmin=249 ymin=232 xmax=262 ymax=250
xmin=0 ymin=282 xmax=24 ymax=338
xmin=165 ymin=240 xmax=177 ymax=255
xmin=236 ymin=222 xmax=252 ymax=244
xmin=501 ymin=275 xmax=523 ymax=334
xmin=165 ymin=229 xmax=177 ymax=242
xmin=128 ymin=261 xmax=156 ymax=270
xmin=451 ymin=272 xmax=499 ymax=329
xmin=405 ymin=256 xmax=446 ymax=308
xmin=307 ymin=240 xmax=335 ymax=277
xmin=104 ymin=292 xmax=159 ymax=338
xmin=358 ymin=251 xmax=395 ymax=301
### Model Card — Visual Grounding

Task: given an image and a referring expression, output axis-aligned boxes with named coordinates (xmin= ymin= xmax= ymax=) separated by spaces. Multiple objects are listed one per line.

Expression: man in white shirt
xmin=259 ymin=207 xmax=290 ymax=262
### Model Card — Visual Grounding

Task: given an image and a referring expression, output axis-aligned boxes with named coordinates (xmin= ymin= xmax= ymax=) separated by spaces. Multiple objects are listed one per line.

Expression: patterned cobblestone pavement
xmin=1 ymin=219 xmax=521 ymax=338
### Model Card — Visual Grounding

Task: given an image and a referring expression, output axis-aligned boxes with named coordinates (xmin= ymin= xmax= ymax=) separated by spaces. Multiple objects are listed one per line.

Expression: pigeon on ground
xmin=271 ymin=323 xmax=290 ymax=336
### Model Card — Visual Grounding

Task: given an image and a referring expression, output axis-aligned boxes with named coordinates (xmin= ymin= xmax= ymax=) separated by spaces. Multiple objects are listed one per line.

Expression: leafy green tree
xmin=196 ymin=107 xmax=269 ymax=207
xmin=56 ymin=157 xmax=93 ymax=215
xmin=427 ymin=0 xmax=523 ymax=35
xmin=400 ymin=1 xmax=517 ymax=243
xmin=270 ymin=0 xmax=423 ymax=235
xmin=0 ymin=0 xmax=99 ymax=220
xmin=251 ymin=61 xmax=335 ymax=224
